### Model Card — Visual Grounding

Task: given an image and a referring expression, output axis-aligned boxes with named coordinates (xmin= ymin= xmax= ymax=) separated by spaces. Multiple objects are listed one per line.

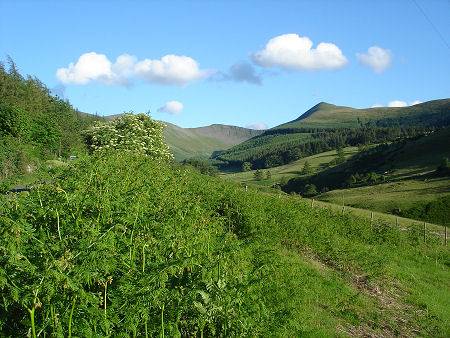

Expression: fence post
xmin=396 ymin=217 xmax=399 ymax=228
xmin=445 ymin=226 xmax=448 ymax=246
xmin=311 ymin=199 xmax=314 ymax=208
xmin=370 ymin=211 xmax=374 ymax=226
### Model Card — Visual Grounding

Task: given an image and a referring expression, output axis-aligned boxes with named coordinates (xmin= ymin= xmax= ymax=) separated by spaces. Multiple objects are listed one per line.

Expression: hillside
xmin=0 ymin=59 xmax=99 ymax=180
xmin=217 ymin=99 xmax=450 ymax=169
xmin=105 ymin=114 xmax=263 ymax=160
xmin=278 ymin=99 xmax=450 ymax=129
xmin=285 ymin=128 xmax=450 ymax=191
xmin=283 ymin=128 xmax=450 ymax=224
xmin=1 ymin=153 xmax=449 ymax=336
xmin=163 ymin=123 xmax=262 ymax=160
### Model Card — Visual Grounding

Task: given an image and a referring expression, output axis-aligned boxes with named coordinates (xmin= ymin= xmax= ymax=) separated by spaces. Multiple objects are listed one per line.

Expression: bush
xmin=83 ymin=113 xmax=173 ymax=161
xmin=254 ymin=169 xmax=264 ymax=181
xmin=241 ymin=161 xmax=252 ymax=172
xmin=302 ymin=183 xmax=318 ymax=197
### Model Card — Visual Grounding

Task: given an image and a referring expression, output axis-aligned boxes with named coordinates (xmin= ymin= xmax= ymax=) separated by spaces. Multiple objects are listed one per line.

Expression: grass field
xmin=222 ymin=146 xmax=360 ymax=186
xmin=318 ymin=177 xmax=450 ymax=213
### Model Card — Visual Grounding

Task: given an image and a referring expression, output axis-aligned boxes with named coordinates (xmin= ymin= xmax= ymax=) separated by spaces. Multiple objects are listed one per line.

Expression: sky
xmin=1 ymin=0 xmax=449 ymax=129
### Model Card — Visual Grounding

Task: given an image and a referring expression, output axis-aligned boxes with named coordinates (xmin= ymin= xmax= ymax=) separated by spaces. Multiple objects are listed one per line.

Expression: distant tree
xmin=336 ymin=147 xmax=345 ymax=164
xmin=303 ymin=184 xmax=318 ymax=197
xmin=320 ymin=186 xmax=329 ymax=193
xmin=182 ymin=158 xmax=219 ymax=176
xmin=242 ymin=162 xmax=252 ymax=172
xmin=301 ymin=161 xmax=313 ymax=175
xmin=254 ymin=169 xmax=264 ymax=181
xmin=436 ymin=157 xmax=450 ymax=176
xmin=266 ymin=170 xmax=272 ymax=180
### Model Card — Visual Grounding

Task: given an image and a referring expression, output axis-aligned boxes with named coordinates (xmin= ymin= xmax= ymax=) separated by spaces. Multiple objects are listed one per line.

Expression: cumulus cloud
xmin=134 ymin=55 xmax=209 ymax=85
xmin=388 ymin=100 xmax=408 ymax=107
xmin=246 ymin=122 xmax=268 ymax=130
xmin=252 ymin=33 xmax=348 ymax=71
xmin=56 ymin=52 xmax=116 ymax=85
xmin=357 ymin=46 xmax=392 ymax=73
xmin=214 ymin=61 xmax=262 ymax=85
xmin=157 ymin=100 xmax=184 ymax=115
xmin=56 ymin=52 xmax=210 ymax=86
xmin=371 ymin=100 xmax=422 ymax=108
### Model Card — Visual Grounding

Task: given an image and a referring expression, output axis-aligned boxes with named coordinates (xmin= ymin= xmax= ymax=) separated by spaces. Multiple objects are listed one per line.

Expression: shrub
xmin=83 ymin=113 xmax=173 ymax=161
xmin=254 ymin=169 xmax=264 ymax=181
xmin=241 ymin=161 xmax=252 ymax=172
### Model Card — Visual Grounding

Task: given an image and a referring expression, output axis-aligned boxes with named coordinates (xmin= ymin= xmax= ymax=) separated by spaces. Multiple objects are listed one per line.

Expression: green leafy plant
xmin=83 ymin=113 xmax=173 ymax=161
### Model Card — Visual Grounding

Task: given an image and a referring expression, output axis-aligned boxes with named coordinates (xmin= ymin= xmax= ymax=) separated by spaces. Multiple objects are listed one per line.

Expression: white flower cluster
xmin=83 ymin=113 xmax=173 ymax=161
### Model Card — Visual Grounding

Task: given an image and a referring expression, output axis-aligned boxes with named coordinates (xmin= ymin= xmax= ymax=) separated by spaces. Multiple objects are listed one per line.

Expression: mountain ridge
xmin=277 ymin=98 xmax=450 ymax=129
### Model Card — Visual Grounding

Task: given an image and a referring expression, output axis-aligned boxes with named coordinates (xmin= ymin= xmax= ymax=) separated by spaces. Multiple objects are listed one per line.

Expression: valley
xmin=1 ymin=59 xmax=449 ymax=336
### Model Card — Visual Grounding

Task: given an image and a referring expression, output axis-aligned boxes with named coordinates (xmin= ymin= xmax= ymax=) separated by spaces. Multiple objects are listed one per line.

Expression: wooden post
xmin=396 ymin=217 xmax=399 ymax=228
xmin=311 ymin=199 xmax=314 ymax=208
xmin=423 ymin=222 xmax=426 ymax=242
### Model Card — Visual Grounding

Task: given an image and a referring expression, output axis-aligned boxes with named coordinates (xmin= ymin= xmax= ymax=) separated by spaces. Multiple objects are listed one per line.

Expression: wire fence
xmin=308 ymin=198 xmax=448 ymax=246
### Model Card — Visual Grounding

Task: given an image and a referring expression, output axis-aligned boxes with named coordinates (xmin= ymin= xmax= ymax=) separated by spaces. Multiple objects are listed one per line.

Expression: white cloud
xmin=57 ymin=52 xmax=209 ymax=86
xmin=388 ymin=100 xmax=408 ymax=107
xmin=252 ymin=33 xmax=347 ymax=71
xmin=157 ymin=101 xmax=184 ymax=115
xmin=134 ymin=55 xmax=209 ymax=85
xmin=246 ymin=122 xmax=268 ymax=130
xmin=56 ymin=52 xmax=116 ymax=85
xmin=371 ymin=100 xmax=422 ymax=108
xmin=357 ymin=46 xmax=392 ymax=73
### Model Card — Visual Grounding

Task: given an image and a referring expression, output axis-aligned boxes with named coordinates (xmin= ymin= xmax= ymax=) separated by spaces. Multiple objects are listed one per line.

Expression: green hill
xmin=284 ymin=128 xmax=450 ymax=225
xmin=163 ymin=123 xmax=262 ymax=160
xmin=278 ymin=99 xmax=450 ymax=129
xmin=217 ymin=99 xmax=450 ymax=169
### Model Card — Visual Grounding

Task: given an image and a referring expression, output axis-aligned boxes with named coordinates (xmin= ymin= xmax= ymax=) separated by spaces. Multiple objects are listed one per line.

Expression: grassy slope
xmin=223 ymin=146 xmax=359 ymax=186
xmin=305 ymin=128 xmax=450 ymax=184
xmin=318 ymin=177 xmax=449 ymax=217
xmin=163 ymin=122 xmax=262 ymax=160
xmin=279 ymin=99 xmax=450 ymax=129
xmin=219 ymin=99 xmax=450 ymax=165
xmin=1 ymin=154 xmax=448 ymax=336
xmin=224 ymin=128 xmax=450 ymax=225
xmin=290 ymin=129 xmax=450 ymax=224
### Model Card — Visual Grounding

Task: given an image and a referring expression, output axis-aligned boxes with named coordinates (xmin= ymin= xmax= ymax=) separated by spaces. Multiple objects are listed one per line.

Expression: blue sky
xmin=1 ymin=0 xmax=449 ymax=128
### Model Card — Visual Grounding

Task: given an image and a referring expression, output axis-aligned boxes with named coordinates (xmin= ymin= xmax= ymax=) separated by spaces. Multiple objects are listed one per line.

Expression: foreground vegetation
xmin=1 ymin=153 xmax=449 ymax=336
